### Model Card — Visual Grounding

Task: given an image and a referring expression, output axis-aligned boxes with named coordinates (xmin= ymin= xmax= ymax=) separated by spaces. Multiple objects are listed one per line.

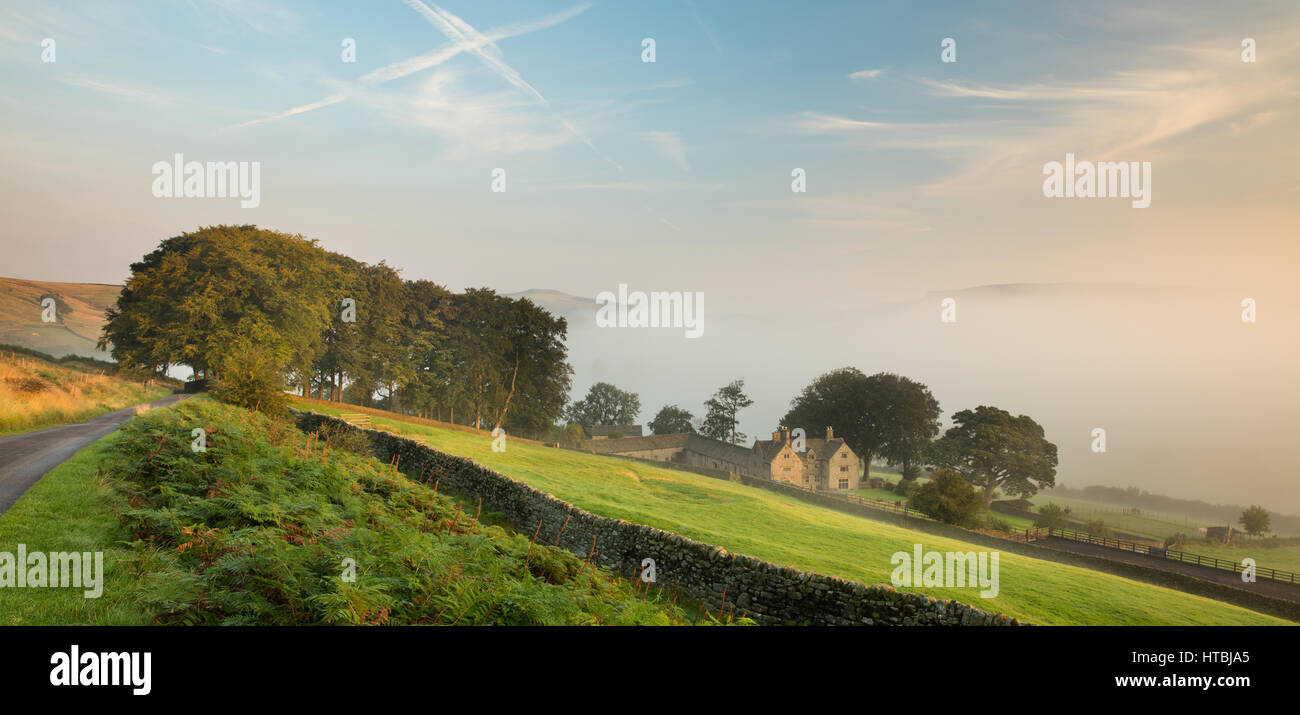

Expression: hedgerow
xmin=104 ymin=399 xmax=705 ymax=625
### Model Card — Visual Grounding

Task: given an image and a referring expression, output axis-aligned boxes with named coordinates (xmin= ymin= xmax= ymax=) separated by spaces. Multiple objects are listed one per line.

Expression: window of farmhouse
xmin=783 ymin=467 xmax=791 ymax=472
xmin=840 ymin=465 xmax=848 ymax=472
xmin=838 ymin=479 xmax=849 ymax=489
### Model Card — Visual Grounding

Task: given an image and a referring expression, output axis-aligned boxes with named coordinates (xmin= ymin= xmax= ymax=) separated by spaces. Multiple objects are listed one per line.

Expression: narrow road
xmin=0 ymin=394 xmax=188 ymax=514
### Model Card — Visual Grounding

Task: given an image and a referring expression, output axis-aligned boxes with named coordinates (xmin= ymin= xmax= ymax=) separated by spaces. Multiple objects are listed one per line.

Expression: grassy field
xmin=1027 ymin=495 xmax=1205 ymax=541
xmin=1173 ymin=540 xmax=1300 ymax=574
xmin=0 ymin=353 xmax=171 ymax=435
xmin=294 ymin=399 xmax=1292 ymax=625
xmin=0 ymin=430 xmax=158 ymax=625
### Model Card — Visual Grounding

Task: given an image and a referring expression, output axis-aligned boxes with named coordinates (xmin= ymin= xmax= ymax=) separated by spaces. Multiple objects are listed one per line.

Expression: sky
xmin=1 ymin=0 xmax=1298 ymax=510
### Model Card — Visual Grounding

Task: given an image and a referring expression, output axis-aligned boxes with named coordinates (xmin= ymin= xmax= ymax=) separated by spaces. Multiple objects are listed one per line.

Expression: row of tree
xmin=100 ymin=225 xmax=572 ymax=435
xmin=565 ymin=379 xmax=757 ymax=443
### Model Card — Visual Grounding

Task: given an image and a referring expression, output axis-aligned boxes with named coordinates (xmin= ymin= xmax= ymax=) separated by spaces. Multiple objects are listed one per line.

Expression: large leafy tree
xmin=400 ymin=279 xmax=456 ymax=418
xmin=648 ymin=404 xmax=695 ymax=435
xmin=1239 ymin=505 xmax=1270 ymax=537
xmin=100 ymin=225 xmax=338 ymax=380
xmin=700 ymin=379 xmax=753 ymax=445
xmin=565 ymin=382 xmax=640 ymax=431
xmin=871 ymin=373 xmax=941 ymax=488
xmin=782 ymin=368 xmax=939 ymax=481
xmin=490 ymin=296 xmax=572 ymax=435
xmin=929 ymin=405 xmax=1058 ymax=507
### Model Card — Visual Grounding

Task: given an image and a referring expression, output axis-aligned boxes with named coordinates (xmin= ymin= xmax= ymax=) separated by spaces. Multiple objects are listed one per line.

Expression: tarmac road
xmin=0 ymin=393 xmax=188 ymax=515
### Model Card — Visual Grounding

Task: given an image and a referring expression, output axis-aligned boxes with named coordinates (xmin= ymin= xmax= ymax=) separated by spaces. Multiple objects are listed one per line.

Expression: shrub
xmin=210 ymin=338 xmax=289 ymax=416
xmin=558 ymin=423 xmax=586 ymax=448
xmin=983 ymin=514 xmax=1012 ymax=533
xmin=909 ymin=469 xmax=981 ymax=526
xmin=1084 ymin=520 xmax=1111 ymax=538
xmin=1035 ymin=503 xmax=1068 ymax=530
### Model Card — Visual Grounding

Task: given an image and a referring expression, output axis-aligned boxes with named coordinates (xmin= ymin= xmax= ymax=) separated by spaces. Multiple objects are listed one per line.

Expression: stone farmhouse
xmin=751 ymin=426 xmax=862 ymax=492
xmin=579 ymin=424 xmax=862 ymax=492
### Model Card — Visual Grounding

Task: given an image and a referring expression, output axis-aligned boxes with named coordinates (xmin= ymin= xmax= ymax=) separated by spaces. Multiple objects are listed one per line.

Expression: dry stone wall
xmin=295 ymin=411 xmax=1025 ymax=626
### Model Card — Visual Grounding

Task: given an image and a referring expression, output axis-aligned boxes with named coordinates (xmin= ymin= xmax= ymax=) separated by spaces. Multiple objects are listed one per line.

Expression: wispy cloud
xmin=685 ymin=0 xmax=722 ymax=55
xmin=793 ymin=112 xmax=897 ymax=133
xmin=401 ymin=0 xmax=622 ymax=170
xmin=644 ymin=131 xmax=689 ymax=171
xmin=848 ymin=68 xmax=885 ymax=81
xmin=402 ymin=0 xmax=549 ymax=103
xmin=229 ymin=93 xmax=347 ymax=130
xmin=55 ymin=76 xmax=173 ymax=106
xmin=227 ymin=3 xmax=590 ymax=130
xmin=202 ymin=0 xmax=301 ymax=35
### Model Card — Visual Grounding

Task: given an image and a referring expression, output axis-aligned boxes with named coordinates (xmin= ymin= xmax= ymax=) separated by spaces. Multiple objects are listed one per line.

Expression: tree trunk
xmin=493 ymin=356 xmax=520 ymax=430
xmin=984 ymin=480 xmax=997 ymax=509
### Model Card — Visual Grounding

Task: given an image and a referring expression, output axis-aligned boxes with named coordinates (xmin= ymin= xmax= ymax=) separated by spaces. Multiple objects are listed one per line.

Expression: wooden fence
xmin=1045 ymin=528 xmax=1299 ymax=585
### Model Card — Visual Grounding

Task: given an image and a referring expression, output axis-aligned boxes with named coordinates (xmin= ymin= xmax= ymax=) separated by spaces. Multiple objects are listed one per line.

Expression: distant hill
xmin=0 ymin=277 xmax=120 ymax=359
xmin=503 ymin=288 xmax=597 ymax=317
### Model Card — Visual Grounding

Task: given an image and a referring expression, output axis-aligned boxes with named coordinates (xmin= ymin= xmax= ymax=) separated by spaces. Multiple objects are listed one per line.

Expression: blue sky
xmin=2 ymin=1 xmax=1299 ymax=506
xmin=4 ymin=0 xmax=1296 ymax=300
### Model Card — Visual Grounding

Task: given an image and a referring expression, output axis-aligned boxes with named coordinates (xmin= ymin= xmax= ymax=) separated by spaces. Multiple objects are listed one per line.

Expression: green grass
xmin=1029 ymin=495 xmax=1219 ymax=541
xmin=852 ymin=488 xmax=1038 ymax=532
xmin=0 ymin=430 xmax=158 ymax=625
xmin=296 ymin=400 xmax=1292 ymax=625
xmin=1159 ymin=540 xmax=1300 ymax=574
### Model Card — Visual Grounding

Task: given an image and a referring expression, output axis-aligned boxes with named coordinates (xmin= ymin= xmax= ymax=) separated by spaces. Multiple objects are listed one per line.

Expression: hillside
xmin=0 ymin=350 xmax=171 ymax=435
xmin=0 ymin=277 xmax=119 ymax=359
xmin=292 ymin=399 xmax=1292 ymax=626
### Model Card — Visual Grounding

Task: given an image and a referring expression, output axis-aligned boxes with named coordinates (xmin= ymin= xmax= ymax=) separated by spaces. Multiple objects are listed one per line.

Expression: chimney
xmin=780 ymin=426 xmax=789 ymax=443
xmin=772 ymin=430 xmax=781 ymax=443
xmin=826 ymin=426 xmax=834 ymax=440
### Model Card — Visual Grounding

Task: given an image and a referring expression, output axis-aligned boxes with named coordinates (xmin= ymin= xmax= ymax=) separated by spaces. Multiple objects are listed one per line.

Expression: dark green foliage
xmin=564 ymin=382 xmax=640 ymax=430
xmin=1034 ymin=503 xmax=1068 ymax=530
xmin=103 ymin=399 xmax=696 ymax=625
xmin=556 ymin=423 xmax=586 ymax=447
xmin=648 ymin=404 xmax=695 ymax=435
xmin=700 ymin=379 xmax=752 ymax=444
xmin=908 ymin=469 xmax=981 ymax=526
xmin=99 ymin=226 xmax=572 ymax=436
xmin=929 ymin=405 xmax=1058 ymax=508
xmin=209 ymin=329 xmax=289 ymax=416
xmin=983 ymin=514 xmax=1012 ymax=533
xmin=1239 ymin=505 xmax=1271 ymax=537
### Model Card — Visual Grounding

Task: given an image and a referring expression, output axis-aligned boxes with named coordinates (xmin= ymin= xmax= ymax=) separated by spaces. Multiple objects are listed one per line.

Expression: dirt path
xmin=0 ymin=394 xmax=188 ymax=514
